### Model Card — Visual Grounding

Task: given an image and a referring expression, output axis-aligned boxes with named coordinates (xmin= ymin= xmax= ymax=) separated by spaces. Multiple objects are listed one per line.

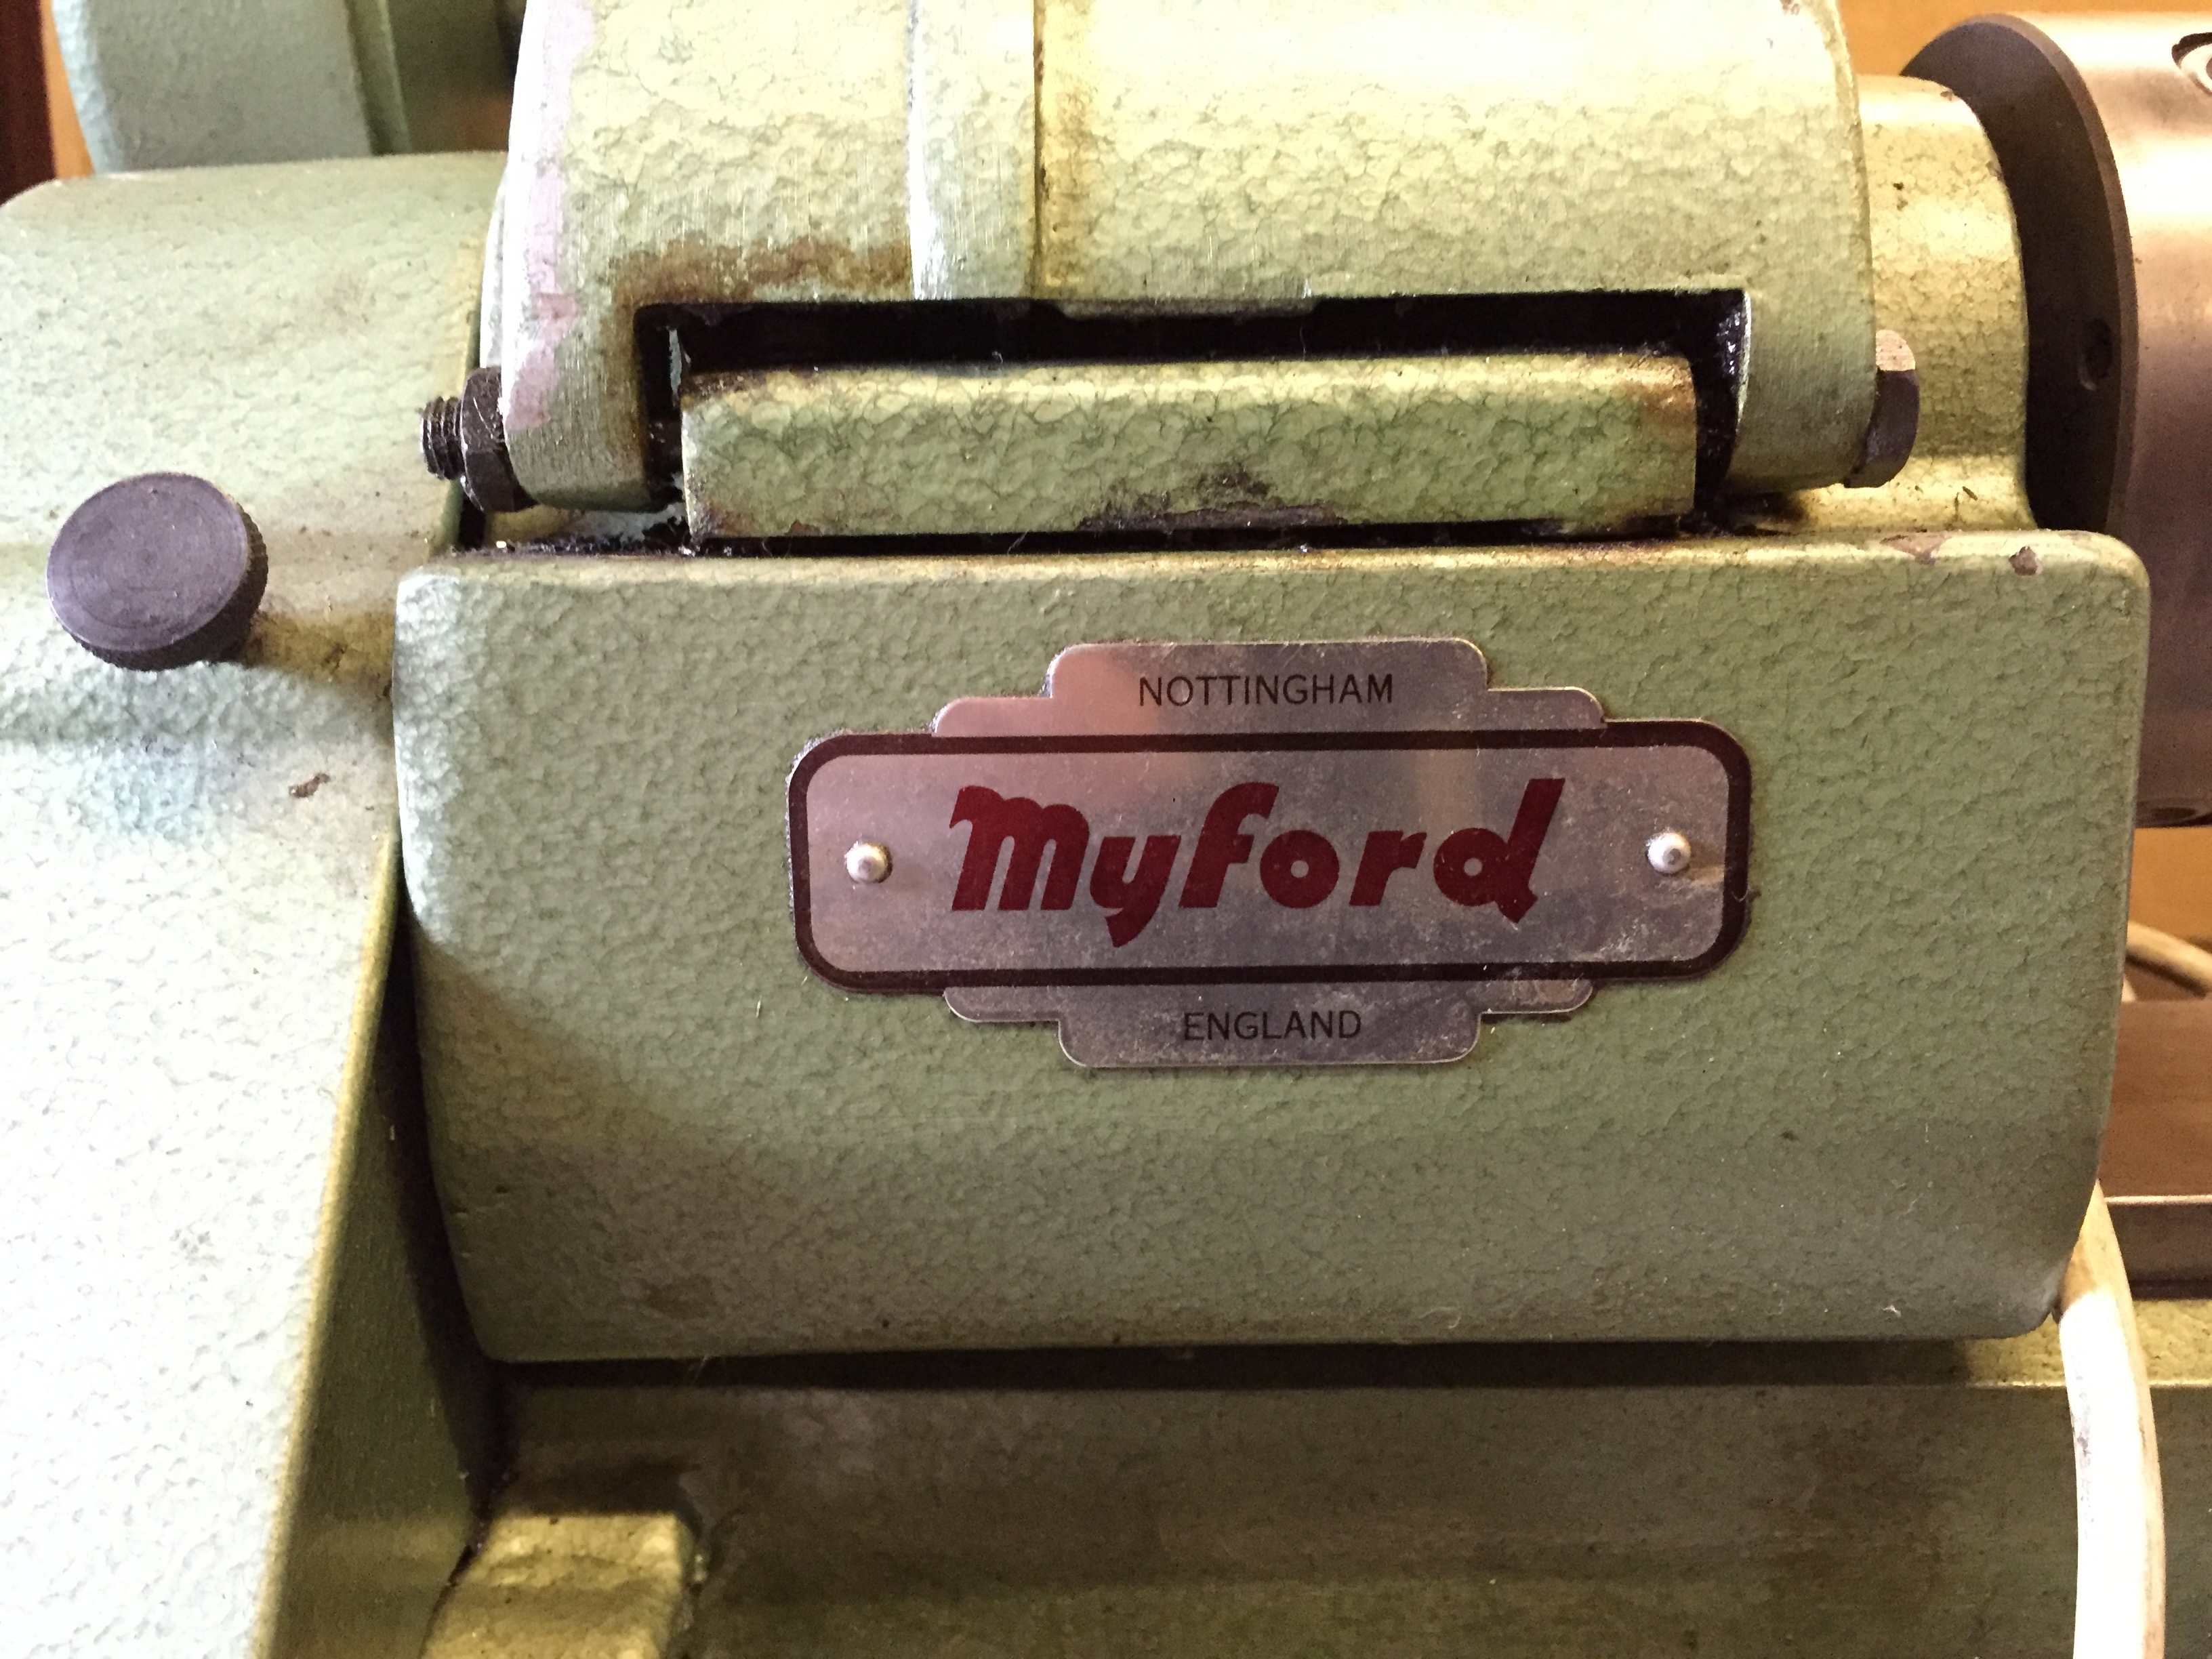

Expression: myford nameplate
xmin=789 ymin=640 xmax=1749 ymax=1067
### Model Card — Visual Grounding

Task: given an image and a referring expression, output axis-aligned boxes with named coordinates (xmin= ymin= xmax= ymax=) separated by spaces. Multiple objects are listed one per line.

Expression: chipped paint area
xmin=1776 ymin=77 xmax=2034 ymax=535
xmin=907 ymin=0 xmax=1037 ymax=298
xmin=681 ymin=354 xmax=1696 ymax=537
xmin=494 ymin=0 xmax=1873 ymax=508
xmin=421 ymin=1513 xmax=697 ymax=1657
xmin=500 ymin=0 xmax=915 ymax=506
xmin=501 ymin=0 xmax=597 ymax=434
xmin=1026 ymin=0 xmax=1872 ymax=491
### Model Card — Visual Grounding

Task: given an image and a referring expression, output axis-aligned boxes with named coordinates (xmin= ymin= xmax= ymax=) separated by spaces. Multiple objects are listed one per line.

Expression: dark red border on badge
xmin=788 ymin=722 xmax=1751 ymax=994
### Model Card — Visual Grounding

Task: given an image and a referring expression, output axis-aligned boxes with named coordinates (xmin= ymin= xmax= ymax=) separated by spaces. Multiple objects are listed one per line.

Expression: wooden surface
xmin=2104 ymin=1004 xmax=2212 ymax=1199
xmin=2104 ymin=999 xmax=2212 ymax=1290
xmin=2131 ymin=829 xmax=2212 ymax=940
xmin=1837 ymin=0 xmax=2170 ymax=71
xmin=38 ymin=0 xmax=88 ymax=180
xmin=2 ymin=0 xmax=54 ymax=202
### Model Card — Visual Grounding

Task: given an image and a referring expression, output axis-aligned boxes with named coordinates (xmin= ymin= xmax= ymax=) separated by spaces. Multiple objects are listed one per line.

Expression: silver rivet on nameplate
xmin=845 ymin=841 xmax=893 ymax=884
xmin=1645 ymin=831 xmax=1693 ymax=876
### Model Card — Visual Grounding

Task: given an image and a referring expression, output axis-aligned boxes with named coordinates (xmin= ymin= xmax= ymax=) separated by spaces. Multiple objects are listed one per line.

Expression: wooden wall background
xmin=36 ymin=0 xmax=91 ymax=179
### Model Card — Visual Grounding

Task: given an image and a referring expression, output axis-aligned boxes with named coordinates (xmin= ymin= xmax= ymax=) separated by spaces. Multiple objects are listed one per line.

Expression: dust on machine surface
xmin=3 ymin=2 xmax=2209 ymax=1654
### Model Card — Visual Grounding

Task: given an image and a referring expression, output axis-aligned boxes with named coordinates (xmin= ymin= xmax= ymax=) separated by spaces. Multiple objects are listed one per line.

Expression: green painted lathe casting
xmin=3 ymin=3 xmax=2210 ymax=1654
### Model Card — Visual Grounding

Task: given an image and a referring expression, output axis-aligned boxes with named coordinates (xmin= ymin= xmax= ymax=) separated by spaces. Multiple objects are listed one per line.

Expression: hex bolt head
xmin=1843 ymin=329 xmax=1921 ymax=488
xmin=1645 ymin=830 xmax=1694 ymax=876
xmin=846 ymin=841 xmax=893 ymax=883
xmin=46 ymin=474 xmax=268 ymax=671
xmin=420 ymin=366 xmax=535 ymax=513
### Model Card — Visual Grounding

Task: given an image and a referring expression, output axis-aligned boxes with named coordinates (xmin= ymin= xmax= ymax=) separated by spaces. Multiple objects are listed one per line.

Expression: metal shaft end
xmin=421 ymin=395 xmax=466 ymax=481
xmin=1843 ymin=329 xmax=1920 ymax=489
xmin=423 ymin=368 xmax=536 ymax=512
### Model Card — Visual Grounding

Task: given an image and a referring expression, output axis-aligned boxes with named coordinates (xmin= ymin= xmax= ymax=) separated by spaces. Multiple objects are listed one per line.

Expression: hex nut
xmin=1843 ymin=329 xmax=1920 ymax=489
xmin=422 ymin=367 xmax=535 ymax=513
xmin=46 ymin=474 xmax=267 ymax=671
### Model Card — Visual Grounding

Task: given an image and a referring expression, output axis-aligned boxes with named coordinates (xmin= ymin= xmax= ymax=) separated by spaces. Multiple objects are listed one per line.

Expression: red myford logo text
xmin=949 ymin=779 xmax=1563 ymax=947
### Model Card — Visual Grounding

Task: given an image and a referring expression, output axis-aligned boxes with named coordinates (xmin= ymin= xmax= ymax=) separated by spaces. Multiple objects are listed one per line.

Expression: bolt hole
xmin=2078 ymin=317 xmax=2116 ymax=391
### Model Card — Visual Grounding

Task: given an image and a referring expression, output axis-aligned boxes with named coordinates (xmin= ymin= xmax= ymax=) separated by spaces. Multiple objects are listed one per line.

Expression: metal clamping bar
xmin=680 ymin=353 xmax=1697 ymax=539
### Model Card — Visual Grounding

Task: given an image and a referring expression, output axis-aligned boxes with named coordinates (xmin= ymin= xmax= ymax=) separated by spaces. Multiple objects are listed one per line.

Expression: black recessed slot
xmin=634 ymin=291 xmax=1746 ymax=531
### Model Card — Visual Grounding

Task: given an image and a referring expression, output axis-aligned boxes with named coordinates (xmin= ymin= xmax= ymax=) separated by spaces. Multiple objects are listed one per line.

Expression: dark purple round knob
xmin=46 ymin=474 xmax=267 ymax=671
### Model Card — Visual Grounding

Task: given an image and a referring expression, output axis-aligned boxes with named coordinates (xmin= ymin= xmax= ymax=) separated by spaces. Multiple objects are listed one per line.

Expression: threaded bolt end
xmin=420 ymin=396 xmax=465 ymax=480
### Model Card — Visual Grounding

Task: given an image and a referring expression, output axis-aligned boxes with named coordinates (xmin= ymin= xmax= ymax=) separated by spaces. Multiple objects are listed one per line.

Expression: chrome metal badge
xmin=789 ymin=640 xmax=1749 ymax=1067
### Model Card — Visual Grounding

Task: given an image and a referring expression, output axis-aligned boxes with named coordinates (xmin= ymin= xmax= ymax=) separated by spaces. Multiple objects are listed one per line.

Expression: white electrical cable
xmin=2057 ymin=1185 xmax=2165 ymax=1659
xmin=2124 ymin=922 xmax=2212 ymax=996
